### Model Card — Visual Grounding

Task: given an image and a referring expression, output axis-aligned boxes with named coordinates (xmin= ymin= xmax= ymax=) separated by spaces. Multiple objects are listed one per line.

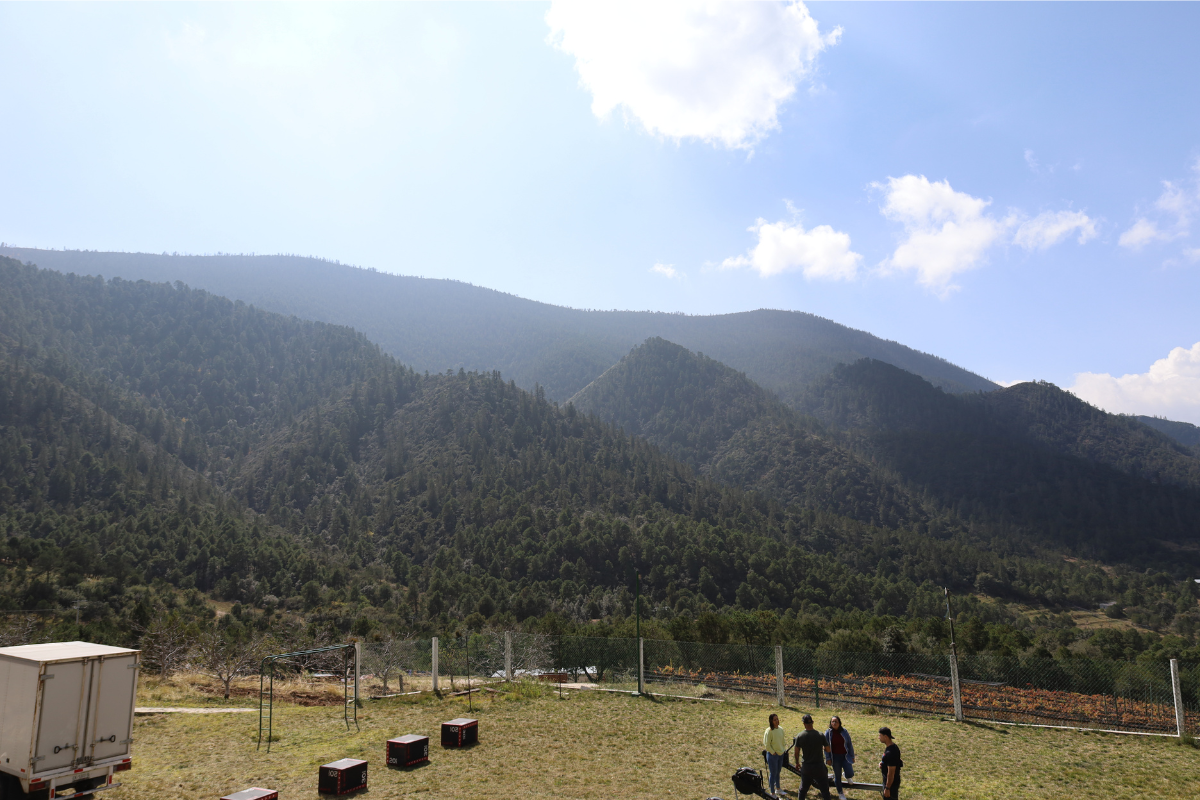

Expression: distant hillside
xmin=569 ymin=338 xmax=927 ymax=528
xmin=0 ymin=247 xmax=997 ymax=402
xmin=573 ymin=341 xmax=1200 ymax=569
xmin=1137 ymin=415 xmax=1200 ymax=454
xmin=0 ymin=257 xmax=1068 ymax=627
xmin=797 ymin=362 xmax=1200 ymax=491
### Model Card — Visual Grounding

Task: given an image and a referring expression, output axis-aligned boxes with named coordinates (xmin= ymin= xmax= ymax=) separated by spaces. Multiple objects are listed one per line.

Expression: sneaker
xmin=838 ymin=792 xmax=847 ymax=800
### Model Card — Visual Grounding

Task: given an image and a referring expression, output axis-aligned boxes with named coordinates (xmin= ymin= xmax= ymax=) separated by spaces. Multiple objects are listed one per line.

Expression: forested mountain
xmin=572 ymin=339 xmax=1200 ymax=570
xmin=1138 ymin=415 xmax=1200 ymax=454
xmin=0 ymin=260 xmax=1114 ymax=617
xmin=0 ymin=247 xmax=996 ymax=403
xmin=2 ymin=257 xmax=1196 ymax=663
xmin=796 ymin=360 xmax=1200 ymax=491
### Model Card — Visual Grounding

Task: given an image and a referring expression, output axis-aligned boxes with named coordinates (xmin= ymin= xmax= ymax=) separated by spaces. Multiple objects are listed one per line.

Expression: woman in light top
xmin=824 ymin=715 xmax=855 ymax=800
xmin=762 ymin=713 xmax=788 ymax=797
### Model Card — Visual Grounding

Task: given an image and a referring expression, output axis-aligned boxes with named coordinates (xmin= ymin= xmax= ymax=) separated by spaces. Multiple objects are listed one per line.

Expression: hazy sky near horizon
xmin=2 ymin=2 xmax=1200 ymax=422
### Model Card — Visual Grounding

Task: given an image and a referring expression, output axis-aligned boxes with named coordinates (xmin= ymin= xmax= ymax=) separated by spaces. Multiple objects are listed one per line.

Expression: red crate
xmin=387 ymin=734 xmax=430 ymax=767
xmin=318 ymin=758 xmax=368 ymax=795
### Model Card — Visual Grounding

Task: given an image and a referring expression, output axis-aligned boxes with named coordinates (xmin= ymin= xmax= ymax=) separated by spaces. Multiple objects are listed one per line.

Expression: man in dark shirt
xmin=793 ymin=714 xmax=832 ymax=800
xmin=878 ymin=726 xmax=903 ymax=799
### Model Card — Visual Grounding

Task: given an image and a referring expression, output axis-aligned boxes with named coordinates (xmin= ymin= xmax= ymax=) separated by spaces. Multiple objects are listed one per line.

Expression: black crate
xmin=221 ymin=790 xmax=278 ymax=800
xmin=318 ymin=758 xmax=368 ymax=795
xmin=440 ymin=718 xmax=478 ymax=748
xmin=387 ymin=734 xmax=430 ymax=767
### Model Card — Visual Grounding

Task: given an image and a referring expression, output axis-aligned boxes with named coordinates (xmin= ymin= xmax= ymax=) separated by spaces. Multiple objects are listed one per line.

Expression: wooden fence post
xmin=949 ymin=651 xmax=964 ymax=722
xmin=431 ymin=637 xmax=439 ymax=692
xmin=638 ymin=637 xmax=645 ymax=696
xmin=505 ymin=631 xmax=513 ymax=681
xmin=775 ymin=646 xmax=785 ymax=707
xmin=1171 ymin=658 xmax=1185 ymax=737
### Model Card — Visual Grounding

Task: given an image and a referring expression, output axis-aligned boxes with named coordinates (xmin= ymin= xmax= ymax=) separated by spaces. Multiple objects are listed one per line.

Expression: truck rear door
xmin=33 ymin=659 xmax=87 ymax=774
xmin=86 ymin=653 xmax=138 ymax=763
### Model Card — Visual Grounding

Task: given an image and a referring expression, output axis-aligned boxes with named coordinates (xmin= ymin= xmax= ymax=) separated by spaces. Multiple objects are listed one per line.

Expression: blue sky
xmin=2 ymin=2 xmax=1199 ymax=422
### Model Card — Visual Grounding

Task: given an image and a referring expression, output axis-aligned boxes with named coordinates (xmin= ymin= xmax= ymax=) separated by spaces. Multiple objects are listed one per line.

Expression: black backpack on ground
xmin=731 ymin=767 xmax=765 ymax=797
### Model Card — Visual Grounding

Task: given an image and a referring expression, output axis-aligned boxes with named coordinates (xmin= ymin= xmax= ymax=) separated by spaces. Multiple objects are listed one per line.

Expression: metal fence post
xmin=353 ymin=641 xmax=361 ymax=705
xmin=949 ymin=651 xmax=964 ymax=722
xmin=505 ymin=631 xmax=513 ymax=681
xmin=638 ymin=637 xmax=645 ymax=695
xmin=775 ymin=646 xmax=785 ymax=707
xmin=431 ymin=637 xmax=439 ymax=692
xmin=1171 ymin=658 xmax=1185 ymax=737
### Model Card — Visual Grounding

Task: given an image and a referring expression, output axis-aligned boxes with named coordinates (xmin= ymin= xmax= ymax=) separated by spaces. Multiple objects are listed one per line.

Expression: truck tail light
xmin=116 ymin=759 xmax=132 ymax=772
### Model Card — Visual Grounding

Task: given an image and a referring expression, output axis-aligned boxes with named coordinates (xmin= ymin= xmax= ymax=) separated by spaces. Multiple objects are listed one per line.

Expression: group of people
xmin=763 ymin=712 xmax=902 ymax=800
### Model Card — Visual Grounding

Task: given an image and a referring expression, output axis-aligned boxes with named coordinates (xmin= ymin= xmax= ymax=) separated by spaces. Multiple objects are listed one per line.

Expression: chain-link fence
xmin=544 ymin=635 xmax=1198 ymax=736
xmin=954 ymin=652 xmax=1198 ymax=734
xmin=344 ymin=633 xmax=1200 ymax=737
xmin=358 ymin=632 xmax=556 ymax=696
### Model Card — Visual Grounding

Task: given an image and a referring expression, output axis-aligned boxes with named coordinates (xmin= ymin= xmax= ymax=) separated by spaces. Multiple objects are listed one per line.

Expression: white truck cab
xmin=0 ymin=642 xmax=139 ymax=800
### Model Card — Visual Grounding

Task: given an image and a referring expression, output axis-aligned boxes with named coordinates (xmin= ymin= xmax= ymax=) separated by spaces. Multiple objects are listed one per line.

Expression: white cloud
xmin=1069 ymin=342 xmax=1200 ymax=425
xmin=650 ymin=263 xmax=681 ymax=279
xmin=1119 ymin=160 xmax=1200 ymax=250
xmin=1118 ymin=218 xmax=1169 ymax=249
xmin=1024 ymin=149 xmax=1040 ymax=174
xmin=1184 ymin=247 xmax=1200 ymax=263
xmin=875 ymin=175 xmax=1095 ymax=294
xmin=1013 ymin=210 xmax=1097 ymax=250
xmin=545 ymin=1 xmax=840 ymax=149
xmin=875 ymin=175 xmax=1006 ymax=295
xmin=722 ymin=217 xmax=860 ymax=280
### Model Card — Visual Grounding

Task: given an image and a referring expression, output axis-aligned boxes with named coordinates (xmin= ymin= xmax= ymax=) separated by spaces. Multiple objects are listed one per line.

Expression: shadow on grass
xmin=959 ymin=719 xmax=1010 ymax=734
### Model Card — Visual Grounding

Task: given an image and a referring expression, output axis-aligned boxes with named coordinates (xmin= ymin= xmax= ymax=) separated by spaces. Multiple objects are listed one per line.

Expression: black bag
xmin=731 ymin=767 xmax=764 ymax=796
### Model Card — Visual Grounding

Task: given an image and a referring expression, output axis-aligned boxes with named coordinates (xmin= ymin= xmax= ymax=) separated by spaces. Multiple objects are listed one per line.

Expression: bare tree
xmin=0 ymin=614 xmax=39 ymax=647
xmin=363 ymin=632 xmax=413 ymax=694
xmin=193 ymin=627 xmax=270 ymax=700
xmin=136 ymin=612 xmax=197 ymax=677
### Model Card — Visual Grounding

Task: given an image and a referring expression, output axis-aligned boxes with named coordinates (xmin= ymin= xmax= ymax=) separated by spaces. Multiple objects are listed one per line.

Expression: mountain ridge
xmin=0 ymin=247 xmax=997 ymax=402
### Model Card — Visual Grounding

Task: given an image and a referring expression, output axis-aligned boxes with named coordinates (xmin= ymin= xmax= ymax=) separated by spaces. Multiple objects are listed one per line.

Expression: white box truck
xmin=0 ymin=642 xmax=139 ymax=799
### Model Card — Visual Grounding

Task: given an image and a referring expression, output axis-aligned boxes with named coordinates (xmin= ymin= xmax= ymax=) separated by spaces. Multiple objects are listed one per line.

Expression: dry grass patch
xmin=124 ymin=680 xmax=1200 ymax=799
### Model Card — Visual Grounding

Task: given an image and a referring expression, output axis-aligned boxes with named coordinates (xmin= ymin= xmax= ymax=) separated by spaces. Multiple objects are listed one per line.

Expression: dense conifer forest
xmin=1 ymin=257 xmax=1197 ymax=665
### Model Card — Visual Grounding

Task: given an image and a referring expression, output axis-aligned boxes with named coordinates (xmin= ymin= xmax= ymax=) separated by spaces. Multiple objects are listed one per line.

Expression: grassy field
xmin=125 ymin=677 xmax=1200 ymax=799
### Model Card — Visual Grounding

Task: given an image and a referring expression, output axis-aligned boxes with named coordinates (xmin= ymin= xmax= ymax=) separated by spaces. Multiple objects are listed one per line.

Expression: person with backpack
xmin=793 ymin=714 xmax=832 ymax=800
xmin=762 ymin=713 xmax=788 ymax=797
xmin=824 ymin=715 xmax=855 ymax=800
xmin=877 ymin=726 xmax=903 ymax=799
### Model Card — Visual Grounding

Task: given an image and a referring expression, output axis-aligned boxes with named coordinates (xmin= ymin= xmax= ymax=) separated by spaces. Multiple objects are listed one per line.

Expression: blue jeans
xmin=830 ymin=753 xmax=854 ymax=790
xmin=765 ymin=752 xmax=783 ymax=793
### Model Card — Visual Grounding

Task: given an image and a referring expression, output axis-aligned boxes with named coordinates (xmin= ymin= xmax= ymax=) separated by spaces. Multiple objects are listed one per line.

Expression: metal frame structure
xmin=257 ymin=644 xmax=359 ymax=752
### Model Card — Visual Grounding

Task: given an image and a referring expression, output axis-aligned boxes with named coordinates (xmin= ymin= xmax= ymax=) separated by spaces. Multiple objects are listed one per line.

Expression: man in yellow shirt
xmin=763 ymin=713 xmax=788 ymax=797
